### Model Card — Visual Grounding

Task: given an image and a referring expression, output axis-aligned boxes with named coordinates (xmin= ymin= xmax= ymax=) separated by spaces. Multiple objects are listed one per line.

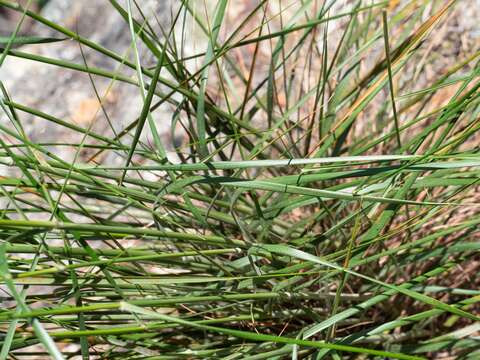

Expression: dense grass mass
xmin=0 ymin=0 xmax=479 ymax=359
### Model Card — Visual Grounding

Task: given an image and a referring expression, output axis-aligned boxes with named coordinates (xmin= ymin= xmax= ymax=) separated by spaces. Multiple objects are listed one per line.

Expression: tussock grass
xmin=1 ymin=0 xmax=479 ymax=359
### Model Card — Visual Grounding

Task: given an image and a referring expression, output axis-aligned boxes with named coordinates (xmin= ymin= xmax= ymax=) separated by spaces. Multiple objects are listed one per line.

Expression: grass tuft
xmin=1 ymin=0 xmax=479 ymax=359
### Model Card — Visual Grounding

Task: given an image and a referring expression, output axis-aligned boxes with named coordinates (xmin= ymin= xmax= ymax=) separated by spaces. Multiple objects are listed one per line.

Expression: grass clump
xmin=1 ymin=0 xmax=480 ymax=359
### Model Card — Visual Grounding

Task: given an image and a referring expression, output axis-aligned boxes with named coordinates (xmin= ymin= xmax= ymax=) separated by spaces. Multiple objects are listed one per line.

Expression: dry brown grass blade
xmin=309 ymin=0 xmax=458 ymax=156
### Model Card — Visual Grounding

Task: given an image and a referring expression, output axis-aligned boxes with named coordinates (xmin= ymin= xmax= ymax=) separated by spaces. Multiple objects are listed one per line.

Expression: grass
xmin=0 ymin=0 xmax=479 ymax=359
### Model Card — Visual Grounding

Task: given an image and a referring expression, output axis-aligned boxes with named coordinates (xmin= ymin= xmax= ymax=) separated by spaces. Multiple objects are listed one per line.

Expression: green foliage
xmin=0 ymin=0 xmax=479 ymax=359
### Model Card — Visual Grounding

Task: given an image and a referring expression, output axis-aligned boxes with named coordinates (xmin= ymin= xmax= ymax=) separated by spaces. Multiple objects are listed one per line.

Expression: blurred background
xmin=1 ymin=0 xmax=479 ymax=167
